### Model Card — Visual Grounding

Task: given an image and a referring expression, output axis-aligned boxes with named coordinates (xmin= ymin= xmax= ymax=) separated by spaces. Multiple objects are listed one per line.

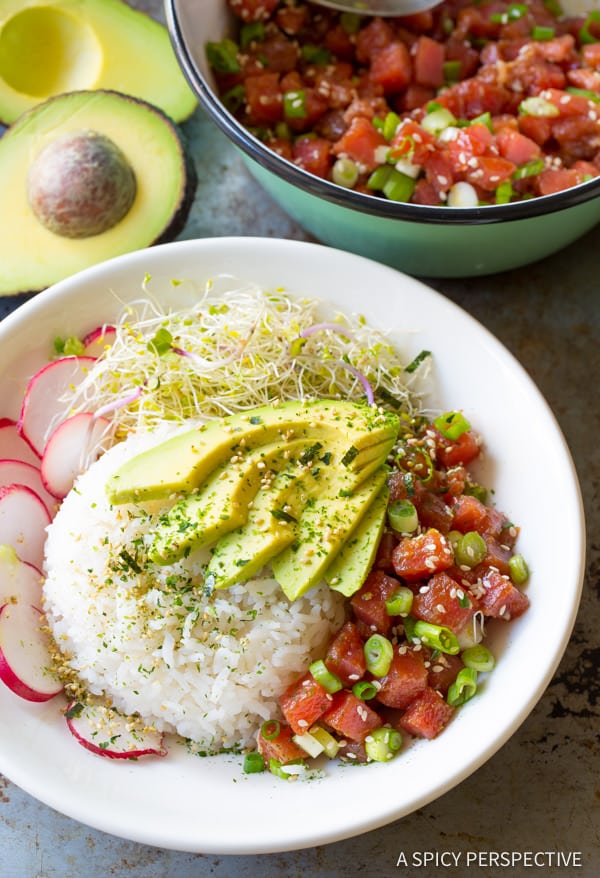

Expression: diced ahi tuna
xmin=375 ymin=647 xmax=428 ymax=709
xmin=398 ymin=686 xmax=456 ymax=739
xmin=325 ymin=621 xmax=366 ymax=686
xmin=478 ymin=569 xmax=530 ymax=620
xmin=257 ymin=721 xmax=306 ymax=764
xmin=279 ymin=672 xmax=332 ymax=734
xmin=411 ymin=570 xmax=476 ymax=633
xmin=350 ymin=570 xmax=402 ymax=635
xmin=323 ymin=690 xmax=382 ymax=742
xmin=392 ymin=528 xmax=454 ymax=582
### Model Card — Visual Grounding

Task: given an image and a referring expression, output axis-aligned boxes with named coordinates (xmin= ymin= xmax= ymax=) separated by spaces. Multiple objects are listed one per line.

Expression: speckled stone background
xmin=0 ymin=2 xmax=598 ymax=876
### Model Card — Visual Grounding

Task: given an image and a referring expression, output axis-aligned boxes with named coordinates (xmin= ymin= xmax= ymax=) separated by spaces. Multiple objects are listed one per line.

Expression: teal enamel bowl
xmin=166 ymin=0 xmax=600 ymax=277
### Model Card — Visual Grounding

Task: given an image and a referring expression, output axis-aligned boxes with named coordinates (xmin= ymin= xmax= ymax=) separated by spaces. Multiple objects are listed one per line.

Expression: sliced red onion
xmin=171 ymin=346 xmax=204 ymax=364
xmin=299 ymin=323 xmax=352 ymax=339
xmin=338 ymin=361 xmax=375 ymax=406
xmin=93 ymin=386 xmax=144 ymax=419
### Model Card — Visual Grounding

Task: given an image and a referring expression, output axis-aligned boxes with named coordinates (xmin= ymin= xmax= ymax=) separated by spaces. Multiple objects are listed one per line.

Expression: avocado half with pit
xmin=0 ymin=0 xmax=196 ymax=125
xmin=0 ymin=89 xmax=197 ymax=295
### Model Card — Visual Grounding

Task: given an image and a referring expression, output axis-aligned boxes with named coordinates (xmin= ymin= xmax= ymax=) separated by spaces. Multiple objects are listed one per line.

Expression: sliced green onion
xmin=243 ymin=751 xmax=266 ymax=773
xmin=464 ymin=482 xmax=487 ymax=504
xmin=340 ymin=11 xmax=361 ymax=34
xmin=420 ymin=106 xmax=457 ymax=135
xmin=434 ymin=410 xmax=471 ymax=440
xmin=268 ymin=757 xmax=306 ymax=779
xmin=382 ymin=111 xmax=401 ymax=141
xmin=367 ymin=165 xmax=393 ymax=191
xmin=542 ymin=0 xmax=563 ymax=15
xmin=283 ymin=90 xmax=307 ymax=119
xmin=461 ymin=644 xmax=495 ymax=673
xmin=446 ymin=530 xmax=463 ymax=551
xmin=508 ymin=553 xmax=529 ymax=585
xmin=352 ymin=680 xmax=378 ymax=700
xmin=454 ymin=531 xmax=487 ymax=568
xmin=443 ymin=60 xmax=461 ymax=83
xmin=490 ymin=3 xmax=528 ymax=23
xmin=405 ymin=349 xmax=431 ymax=374
xmin=292 ymin=730 xmax=324 ymax=758
xmin=566 ymin=86 xmax=600 ymax=103
xmin=309 ymin=725 xmax=339 ymax=758
xmin=470 ymin=111 xmax=493 ymax=132
xmin=532 ymin=25 xmax=555 ymax=40
xmin=221 ymin=84 xmax=246 ymax=114
xmin=239 ymin=21 xmax=265 ymax=48
xmin=382 ymin=168 xmax=416 ymax=202
xmin=364 ymin=634 xmax=394 ymax=677
xmin=413 ymin=620 xmax=460 ymax=655
xmin=364 ymin=726 xmax=403 ymax=762
xmin=387 ymin=500 xmax=418 ymax=534
xmin=402 ymin=614 xmax=417 ymax=643
xmin=206 ymin=38 xmax=240 ymax=74
xmin=579 ymin=11 xmax=600 ymax=44
xmin=332 ymin=157 xmax=359 ymax=189
xmin=519 ymin=96 xmax=559 ymax=118
xmin=396 ymin=446 xmax=434 ymax=483
xmin=513 ymin=157 xmax=545 ymax=180
xmin=495 ymin=180 xmax=515 ymax=204
xmin=309 ymin=659 xmax=343 ymax=694
xmin=385 ymin=586 xmax=414 ymax=617
xmin=447 ymin=667 xmax=478 ymax=706
xmin=301 ymin=44 xmax=331 ymax=65
xmin=261 ymin=719 xmax=280 ymax=741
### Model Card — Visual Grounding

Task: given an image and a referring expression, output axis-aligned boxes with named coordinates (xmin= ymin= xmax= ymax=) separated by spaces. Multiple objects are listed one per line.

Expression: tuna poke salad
xmin=207 ymin=0 xmax=600 ymax=206
xmin=0 ymin=277 xmax=530 ymax=780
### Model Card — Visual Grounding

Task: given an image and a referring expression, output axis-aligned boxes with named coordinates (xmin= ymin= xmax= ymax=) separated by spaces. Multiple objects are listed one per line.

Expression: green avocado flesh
xmin=0 ymin=90 xmax=196 ymax=295
xmin=109 ymin=399 xmax=401 ymax=600
xmin=0 ymin=0 xmax=196 ymax=125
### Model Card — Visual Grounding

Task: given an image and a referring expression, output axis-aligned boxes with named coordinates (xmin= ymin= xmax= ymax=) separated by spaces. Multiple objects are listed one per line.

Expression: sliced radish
xmin=0 ymin=545 xmax=44 ymax=608
xmin=17 ymin=356 xmax=96 ymax=456
xmin=40 ymin=413 xmax=112 ymax=499
xmin=65 ymin=700 xmax=167 ymax=760
xmin=0 ymin=484 xmax=51 ymax=569
xmin=0 ymin=603 xmax=63 ymax=702
xmin=0 ymin=459 xmax=57 ymax=516
xmin=0 ymin=418 xmax=41 ymax=465
xmin=82 ymin=325 xmax=116 ymax=358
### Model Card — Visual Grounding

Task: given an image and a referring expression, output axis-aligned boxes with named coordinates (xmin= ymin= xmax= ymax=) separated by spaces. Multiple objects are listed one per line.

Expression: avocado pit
xmin=27 ymin=130 xmax=137 ymax=238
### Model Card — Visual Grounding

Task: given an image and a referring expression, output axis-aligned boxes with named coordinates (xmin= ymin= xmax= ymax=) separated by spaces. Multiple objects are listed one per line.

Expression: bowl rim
xmin=166 ymin=0 xmax=600 ymax=227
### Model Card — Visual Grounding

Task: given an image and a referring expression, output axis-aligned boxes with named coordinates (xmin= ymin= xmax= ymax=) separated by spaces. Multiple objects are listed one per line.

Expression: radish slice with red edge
xmin=40 ymin=413 xmax=112 ymax=499
xmin=0 ymin=603 xmax=63 ymax=702
xmin=18 ymin=356 xmax=96 ymax=457
xmin=82 ymin=325 xmax=116 ymax=358
xmin=0 ymin=545 xmax=44 ymax=608
xmin=0 ymin=484 xmax=51 ymax=569
xmin=0 ymin=459 xmax=57 ymax=516
xmin=0 ymin=418 xmax=41 ymax=465
xmin=65 ymin=700 xmax=168 ymax=760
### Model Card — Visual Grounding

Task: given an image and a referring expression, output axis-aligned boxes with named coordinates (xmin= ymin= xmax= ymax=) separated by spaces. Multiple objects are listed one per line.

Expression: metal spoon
xmin=310 ymin=0 xmax=441 ymax=16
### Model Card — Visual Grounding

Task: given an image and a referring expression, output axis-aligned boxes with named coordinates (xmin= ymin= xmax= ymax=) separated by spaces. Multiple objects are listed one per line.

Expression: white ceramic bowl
xmin=0 ymin=238 xmax=584 ymax=853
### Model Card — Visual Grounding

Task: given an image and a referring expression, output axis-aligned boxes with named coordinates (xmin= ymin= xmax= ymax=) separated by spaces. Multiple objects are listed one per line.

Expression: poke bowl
xmin=0 ymin=237 xmax=585 ymax=853
xmin=166 ymin=0 xmax=600 ymax=277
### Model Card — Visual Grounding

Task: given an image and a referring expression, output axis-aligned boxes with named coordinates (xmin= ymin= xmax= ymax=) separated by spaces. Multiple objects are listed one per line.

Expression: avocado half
xmin=0 ymin=0 xmax=196 ymax=125
xmin=0 ymin=89 xmax=197 ymax=295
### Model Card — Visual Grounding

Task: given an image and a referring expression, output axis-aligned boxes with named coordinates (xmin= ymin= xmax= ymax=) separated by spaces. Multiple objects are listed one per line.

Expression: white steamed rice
xmin=43 ymin=426 xmax=346 ymax=752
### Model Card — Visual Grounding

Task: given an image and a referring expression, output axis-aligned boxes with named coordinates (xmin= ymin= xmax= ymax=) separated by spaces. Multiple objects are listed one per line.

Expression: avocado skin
xmin=0 ymin=90 xmax=197 ymax=296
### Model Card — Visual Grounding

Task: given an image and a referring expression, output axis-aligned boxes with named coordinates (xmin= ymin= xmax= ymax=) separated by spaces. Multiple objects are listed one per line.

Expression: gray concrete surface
xmin=0 ymin=2 xmax=598 ymax=875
